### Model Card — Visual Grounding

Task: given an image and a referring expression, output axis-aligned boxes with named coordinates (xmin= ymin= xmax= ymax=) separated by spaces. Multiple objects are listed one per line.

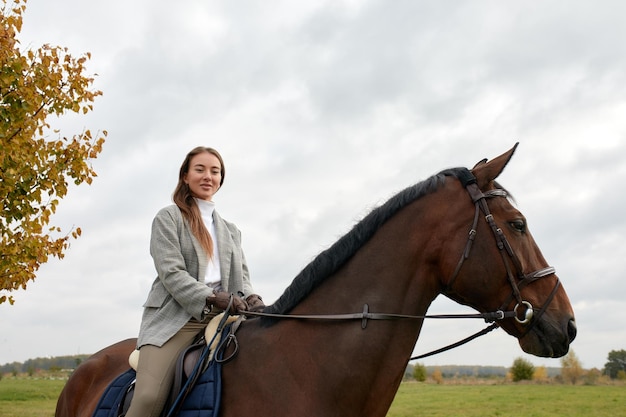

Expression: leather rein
xmin=244 ymin=169 xmax=561 ymax=360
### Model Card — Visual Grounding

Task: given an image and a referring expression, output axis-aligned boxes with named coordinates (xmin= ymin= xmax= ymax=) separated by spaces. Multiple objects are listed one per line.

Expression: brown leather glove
xmin=245 ymin=294 xmax=266 ymax=313
xmin=206 ymin=291 xmax=249 ymax=315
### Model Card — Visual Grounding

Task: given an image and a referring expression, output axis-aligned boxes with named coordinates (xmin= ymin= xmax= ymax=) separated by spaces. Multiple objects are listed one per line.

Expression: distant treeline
xmin=403 ymin=364 xmax=562 ymax=379
xmin=1 ymin=355 xmax=91 ymax=374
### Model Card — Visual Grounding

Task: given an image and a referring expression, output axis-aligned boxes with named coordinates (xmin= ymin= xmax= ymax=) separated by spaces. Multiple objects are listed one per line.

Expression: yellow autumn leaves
xmin=1 ymin=0 xmax=106 ymax=304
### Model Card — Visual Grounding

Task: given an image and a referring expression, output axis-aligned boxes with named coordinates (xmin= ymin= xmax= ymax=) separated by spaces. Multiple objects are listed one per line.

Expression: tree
xmin=533 ymin=365 xmax=548 ymax=382
xmin=412 ymin=363 xmax=427 ymax=382
xmin=561 ymin=350 xmax=583 ymax=384
xmin=584 ymin=368 xmax=601 ymax=385
xmin=1 ymin=0 xmax=106 ymax=304
xmin=603 ymin=349 xmax=626 ymax=379
xmin=510 ymin=357 xmax=534 ymax=382
xmin=431 ymin=367 xmax=443 ymax=384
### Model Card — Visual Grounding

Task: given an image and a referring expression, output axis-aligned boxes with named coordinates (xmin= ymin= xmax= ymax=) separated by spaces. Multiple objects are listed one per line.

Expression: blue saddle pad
xmin=92 ymin=350 xmax=224 ymax=417
xmin=174 ymin=354 xmax=222 ymax=417
xmin=92 ymin=368 xmax=136 ymax=417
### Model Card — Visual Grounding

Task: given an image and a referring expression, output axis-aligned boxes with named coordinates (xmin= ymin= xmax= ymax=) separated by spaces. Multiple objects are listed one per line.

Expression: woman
xmin=126 ymin=146 xmax=264 ymax=417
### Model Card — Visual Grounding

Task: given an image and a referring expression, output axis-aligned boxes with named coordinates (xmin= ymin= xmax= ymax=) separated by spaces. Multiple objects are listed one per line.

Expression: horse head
xmin=440 ymin=143 xmax=576 ymax=358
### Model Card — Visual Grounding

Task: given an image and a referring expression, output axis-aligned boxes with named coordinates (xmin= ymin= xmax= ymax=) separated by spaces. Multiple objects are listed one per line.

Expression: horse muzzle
xmin=519 ymin=315 xmax=577 ymax=358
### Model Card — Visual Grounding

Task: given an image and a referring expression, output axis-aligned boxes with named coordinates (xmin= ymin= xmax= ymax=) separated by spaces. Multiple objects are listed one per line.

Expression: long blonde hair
xmin=172 ymin=147 xmax=225 ymax=258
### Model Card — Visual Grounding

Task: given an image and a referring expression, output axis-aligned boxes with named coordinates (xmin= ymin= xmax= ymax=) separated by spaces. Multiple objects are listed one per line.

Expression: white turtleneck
xmin=195 ymin=198 xmax=222 ymax=289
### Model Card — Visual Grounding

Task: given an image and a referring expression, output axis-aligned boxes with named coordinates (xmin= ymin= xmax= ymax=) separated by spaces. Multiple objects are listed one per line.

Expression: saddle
xmin=93 ymin=314 xmax=243 ymax=417
xmin=167 ymin=314 xmax=242 ymax=416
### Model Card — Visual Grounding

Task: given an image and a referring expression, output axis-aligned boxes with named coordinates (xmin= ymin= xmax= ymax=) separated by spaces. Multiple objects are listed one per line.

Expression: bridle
xmin=244 ymin=169 xmax=561 ymax=359
xmin=447 ymin=169 xmax=561 ymax=331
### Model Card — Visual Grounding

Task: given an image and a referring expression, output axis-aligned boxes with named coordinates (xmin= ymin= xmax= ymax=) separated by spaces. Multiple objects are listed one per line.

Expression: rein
xmin=244 ymin=169 xmax=560 ymax=360
xmin=244 ymin=304 xmax=519 ymax=329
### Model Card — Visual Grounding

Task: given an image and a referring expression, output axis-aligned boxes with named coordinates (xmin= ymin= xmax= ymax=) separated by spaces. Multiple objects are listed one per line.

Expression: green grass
xmin=1 ymin=378 xmax=624 ymax=417
xmin=0 ymin=378 xmax=65 ymax=417
xmin=387 ymin=382 xmax=626 ymax=417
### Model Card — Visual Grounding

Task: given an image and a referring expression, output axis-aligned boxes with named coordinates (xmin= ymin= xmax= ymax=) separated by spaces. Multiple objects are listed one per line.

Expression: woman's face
xmin=184 ymin=152 xmax=223 ymax=201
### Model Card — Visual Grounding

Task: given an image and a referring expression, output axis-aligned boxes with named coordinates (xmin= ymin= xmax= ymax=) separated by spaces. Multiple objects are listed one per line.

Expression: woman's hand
xmin=206 ymin=292 xmax=249 ymax=314
xmin=245 ymin=294 xmax=266 ymax=312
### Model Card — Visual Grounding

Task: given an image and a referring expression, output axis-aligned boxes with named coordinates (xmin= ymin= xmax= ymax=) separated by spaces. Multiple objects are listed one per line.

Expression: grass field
xmin=388 ymin=382 xmax=625 ymax=417
xmin=0 ymin=378 xmax=65 ymax=417
xmin=1 ymin=378 xmax=624 ymax=416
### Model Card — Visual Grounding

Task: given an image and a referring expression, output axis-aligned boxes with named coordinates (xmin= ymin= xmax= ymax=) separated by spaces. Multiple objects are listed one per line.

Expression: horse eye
xmin=510 ymin=220 xmax=526 ymax=233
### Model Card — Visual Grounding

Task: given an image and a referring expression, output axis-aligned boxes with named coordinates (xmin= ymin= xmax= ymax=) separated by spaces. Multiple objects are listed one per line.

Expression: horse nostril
xmin=567 ymin=319 xmax=577 ymax=343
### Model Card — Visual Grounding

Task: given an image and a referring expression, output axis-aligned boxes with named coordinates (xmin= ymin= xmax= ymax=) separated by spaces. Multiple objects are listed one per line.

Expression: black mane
xmin=262 ymin=167 xmax=467 ymax=322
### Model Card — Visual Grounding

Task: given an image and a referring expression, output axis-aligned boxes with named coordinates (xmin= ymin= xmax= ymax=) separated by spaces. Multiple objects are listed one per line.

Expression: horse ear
xmin=472 ymin=158 xmax=488 ymax=169
xmin=471 ymin=142 xmax=519 ymax=188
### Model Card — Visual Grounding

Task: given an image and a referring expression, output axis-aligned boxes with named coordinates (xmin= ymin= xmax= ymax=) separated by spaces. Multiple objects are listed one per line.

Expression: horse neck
xmin=286 ymin=198 xmax=442 ymax=412
xmin=227 ymin=196 xmax=452 ymax=416
xmin=300 ymin=197 xmax=442 ymax=316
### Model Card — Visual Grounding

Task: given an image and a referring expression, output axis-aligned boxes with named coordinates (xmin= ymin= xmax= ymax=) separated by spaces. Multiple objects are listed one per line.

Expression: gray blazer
xmin=136 ymin=204 xmax=253 ymax=348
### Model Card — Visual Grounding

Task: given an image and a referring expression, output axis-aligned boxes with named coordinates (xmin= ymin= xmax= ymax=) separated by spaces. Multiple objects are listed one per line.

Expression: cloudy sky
xmin=2 ymin=0 xmax=625 ymax=371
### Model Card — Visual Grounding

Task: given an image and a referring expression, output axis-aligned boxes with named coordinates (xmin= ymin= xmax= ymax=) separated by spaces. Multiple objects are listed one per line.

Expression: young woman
xmin=126 ymin=146 xmax=264 ymax=417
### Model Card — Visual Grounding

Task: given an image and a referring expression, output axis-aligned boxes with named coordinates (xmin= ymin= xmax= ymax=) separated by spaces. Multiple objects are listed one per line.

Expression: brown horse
xmin=56 ymin=144 xmax=576 ymax=417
